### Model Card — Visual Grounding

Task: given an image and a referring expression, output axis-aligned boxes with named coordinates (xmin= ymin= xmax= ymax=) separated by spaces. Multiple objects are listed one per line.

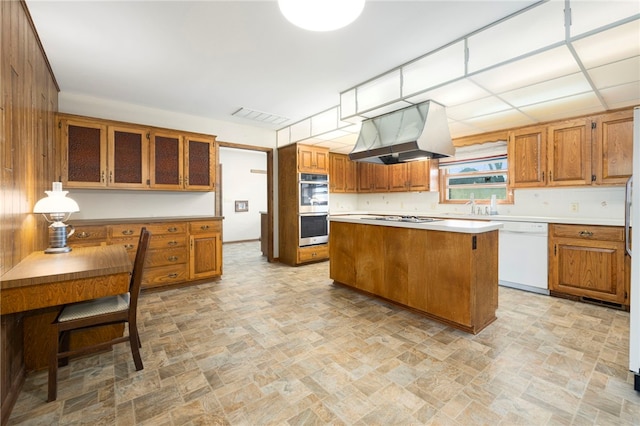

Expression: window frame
xmin=438 ymin=154 xmax=513 ymax=205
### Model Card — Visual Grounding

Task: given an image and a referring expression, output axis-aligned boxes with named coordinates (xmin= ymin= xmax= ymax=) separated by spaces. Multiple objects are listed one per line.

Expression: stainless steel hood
xmin=349 ymin=100 xmax=454 ymax=164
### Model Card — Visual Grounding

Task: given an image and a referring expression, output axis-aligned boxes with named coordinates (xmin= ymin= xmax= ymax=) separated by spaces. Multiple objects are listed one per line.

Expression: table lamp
xmin=33 ymin=182 xmax=80 ymax=253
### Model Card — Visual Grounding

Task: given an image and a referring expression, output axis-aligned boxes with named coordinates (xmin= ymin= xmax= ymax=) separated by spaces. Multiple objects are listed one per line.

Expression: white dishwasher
xmin=493 ymin=221 xmax=549 ymax=295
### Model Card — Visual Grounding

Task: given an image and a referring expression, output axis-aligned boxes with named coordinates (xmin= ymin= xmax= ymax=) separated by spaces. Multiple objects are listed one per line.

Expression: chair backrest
xmin=128 ymin=228 xmax=151 ymax=321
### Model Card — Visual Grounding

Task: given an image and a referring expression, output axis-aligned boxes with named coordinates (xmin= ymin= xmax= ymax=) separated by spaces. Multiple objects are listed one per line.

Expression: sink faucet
xmin=468 ymin=193 xmax=476 ymax=215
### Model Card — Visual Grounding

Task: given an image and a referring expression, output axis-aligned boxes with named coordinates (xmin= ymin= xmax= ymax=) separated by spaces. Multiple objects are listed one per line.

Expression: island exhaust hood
xmin=349 ymin=100 xmax=454 ymax=164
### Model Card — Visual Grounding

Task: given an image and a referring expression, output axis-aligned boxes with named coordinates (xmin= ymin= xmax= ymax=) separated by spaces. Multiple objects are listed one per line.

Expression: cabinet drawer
xmin=110 ymin=237 xmax=139 ymax=262
xmin=145 ymin=248 xmax=188 ymax=268
xmin=298 ymin=245 xmax=329 ymax=263
xmin=146 ymin=222 xmax=187 ymax=236
xmin=110 ymin=224 xmax=143 ymax=238
xmin=142 ymin=264 xmax=188 ymax=288
xmin=69 ymin=225 xmax=108 ymax=245
xmin=551 ymin=224 xmax=623 ymax=242
xmin=189 ymin=220 xmax=221 ymax=234
xmin=149 ymin=234 xmax=187 ymax=249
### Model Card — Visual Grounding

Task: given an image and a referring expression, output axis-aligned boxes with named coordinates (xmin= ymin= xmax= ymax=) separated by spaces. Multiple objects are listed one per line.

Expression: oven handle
xmin=299 ymin=212 xmax=328 ymax=217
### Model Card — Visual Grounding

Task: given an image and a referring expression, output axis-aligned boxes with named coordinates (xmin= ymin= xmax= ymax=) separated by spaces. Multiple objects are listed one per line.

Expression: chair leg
xmin=48 ymin=326 xmax=59 ymax=402
xmin=129 ymin=324 xmax=143 ymax=371
xmin=58 ymin=331 xmax=70 ymax=367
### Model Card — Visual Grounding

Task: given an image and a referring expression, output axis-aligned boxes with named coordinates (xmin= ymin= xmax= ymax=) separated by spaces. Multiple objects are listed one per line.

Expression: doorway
xmin=216 ymin=141 xmax=274 ymax=262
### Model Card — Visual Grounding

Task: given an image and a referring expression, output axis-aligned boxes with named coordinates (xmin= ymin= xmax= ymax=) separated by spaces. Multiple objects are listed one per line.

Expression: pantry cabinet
xmin=278 ymin=143 xmax=329 ymax=266
xmin=548 ymin=224 xmax=628 ymax=308
xmin=68 ymin=217 xmax=223 ymax=290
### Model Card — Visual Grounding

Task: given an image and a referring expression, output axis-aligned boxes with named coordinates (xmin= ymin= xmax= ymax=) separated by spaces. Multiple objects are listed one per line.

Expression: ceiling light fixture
xmin=278 ymin=0 xmax=365 ymax=32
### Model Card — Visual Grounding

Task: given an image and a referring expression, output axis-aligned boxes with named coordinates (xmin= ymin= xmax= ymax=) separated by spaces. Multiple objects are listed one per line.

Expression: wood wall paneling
xmin=1 ymin=1 xmax=59 ymax=423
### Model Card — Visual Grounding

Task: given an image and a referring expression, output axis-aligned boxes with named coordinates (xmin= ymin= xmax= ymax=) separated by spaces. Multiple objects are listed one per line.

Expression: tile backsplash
xmin=330 ymin=186 xmax=626 ymax=220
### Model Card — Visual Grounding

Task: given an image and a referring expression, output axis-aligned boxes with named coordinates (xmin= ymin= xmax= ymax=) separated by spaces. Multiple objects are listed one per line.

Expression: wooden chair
xmin=47 ymin=227 xmax=151 ymax=402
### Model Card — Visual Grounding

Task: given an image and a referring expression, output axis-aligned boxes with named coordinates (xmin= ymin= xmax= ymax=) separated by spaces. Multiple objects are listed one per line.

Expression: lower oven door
xmin=299 ymin=213 xmax=328 ymax=247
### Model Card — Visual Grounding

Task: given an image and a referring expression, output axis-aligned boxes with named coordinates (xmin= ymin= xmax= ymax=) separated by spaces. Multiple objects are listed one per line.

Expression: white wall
xmin=59 ymin=93 xmax=276 ymax=224
xmin=219 ymin=147 xmax=267 ymax=242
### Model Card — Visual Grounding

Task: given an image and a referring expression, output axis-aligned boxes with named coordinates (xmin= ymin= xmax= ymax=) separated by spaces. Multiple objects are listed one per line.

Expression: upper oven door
xmin=299 ymin=173 xmax=329 ymax=213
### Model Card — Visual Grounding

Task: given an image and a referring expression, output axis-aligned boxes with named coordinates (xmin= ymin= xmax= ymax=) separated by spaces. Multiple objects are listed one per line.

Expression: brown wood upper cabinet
xmin=62 ymin=117 xmax=149 ymax=189
xmin=298 ymin=145 xmax=329 ymax=173
xmin=592 ymin=109 xmax=634 ymax=185
xmin=149 ymin=131 xmax=215 ymax=191
xmin=329 ymin=153 xmax=357 ymax=193
xmin=508 ymin=110 xmax=633 ymax=188
xmin=60 ymin=114 xmax=216 ymax=191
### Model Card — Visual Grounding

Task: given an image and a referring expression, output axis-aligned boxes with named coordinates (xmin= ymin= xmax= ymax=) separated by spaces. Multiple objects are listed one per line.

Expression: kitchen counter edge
xmin=329 ymin=215 xmax=502 ymax=234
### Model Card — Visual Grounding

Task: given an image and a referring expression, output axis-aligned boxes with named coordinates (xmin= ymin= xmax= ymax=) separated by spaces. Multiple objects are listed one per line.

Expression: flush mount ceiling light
xmin=278 ymin=0 xmax=365 ymax=32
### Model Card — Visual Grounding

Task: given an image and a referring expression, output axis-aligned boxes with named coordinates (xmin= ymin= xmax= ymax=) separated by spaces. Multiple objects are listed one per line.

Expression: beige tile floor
xmin=8 ymin=241 xmax=640 ymax=425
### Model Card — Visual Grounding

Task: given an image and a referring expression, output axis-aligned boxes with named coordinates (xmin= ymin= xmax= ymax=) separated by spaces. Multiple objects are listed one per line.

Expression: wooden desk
xmin=1 ymin=245 xmax=132 ymax=369
xmin=1 ymin=245 xmax=131 ymax=315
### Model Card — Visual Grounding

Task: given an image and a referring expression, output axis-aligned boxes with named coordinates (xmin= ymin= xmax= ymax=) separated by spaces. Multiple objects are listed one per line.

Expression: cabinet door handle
xmin=168 ymin=273 xmax=178 ymax=278
xmin=109 ymin=171 xmax=113 ymax=183
xmin=579 ymin=231 xmax=594 ymax=237
xmin=76 ymin=231 xmax=90 ymax=239
xmin=200 ymin=225 xmax=210 ymax=230
xmin=168 ymin=256 xmax=178 ymax=262
xmin=168 ymin=241 xmax=178 ymax=246
xmin=101 ymin=171 xmax=105 ymax=183
xmin=168 ymin=227 xmax=178 ymax=233
xmin=124 ymin=244 xmax=134 ymax=250
xmin=122 ymin=229 xmax=134 ymax=235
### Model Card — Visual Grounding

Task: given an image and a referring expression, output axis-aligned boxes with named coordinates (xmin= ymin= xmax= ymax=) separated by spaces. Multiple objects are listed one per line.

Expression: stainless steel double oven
xmin=298 ymin=173 xmax=329 ymax=247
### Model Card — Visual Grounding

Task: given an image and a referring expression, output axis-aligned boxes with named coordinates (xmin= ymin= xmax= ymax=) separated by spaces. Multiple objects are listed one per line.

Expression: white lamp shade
xmin=278 ymin=0 xmax=365 ymax=32
xmin=33 ymin=191 xmax=79 ymax=214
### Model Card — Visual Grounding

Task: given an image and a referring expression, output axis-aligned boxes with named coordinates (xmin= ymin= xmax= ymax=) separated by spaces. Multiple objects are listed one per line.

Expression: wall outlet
xmin=570 ymin=202 xmax=579 ymax=213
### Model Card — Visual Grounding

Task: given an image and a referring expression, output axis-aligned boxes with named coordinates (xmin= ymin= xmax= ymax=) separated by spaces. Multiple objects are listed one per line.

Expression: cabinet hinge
xmin=625 ymin=291 xmax=628 ymax=300
xmin=554 ymin=244 xmax=557 ymax=255
xmin=591 ymin=121 xmax=597 ymax=129
xmin=472 ymin=235 xmax=477 ymax=250
xmin=58 ymin=120 xmax=62 ymax=129
xmin=591 ymin=174 xmax=596 ymax=182
xmin=146 ymin=132 xmax=150 ymax=140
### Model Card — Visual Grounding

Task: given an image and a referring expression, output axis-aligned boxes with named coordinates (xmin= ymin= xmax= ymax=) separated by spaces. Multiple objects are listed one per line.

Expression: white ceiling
xmin=26 ymin=1 xmax=640 ymax=154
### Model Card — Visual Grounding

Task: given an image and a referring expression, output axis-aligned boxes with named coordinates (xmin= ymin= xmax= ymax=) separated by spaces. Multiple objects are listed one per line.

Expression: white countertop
xmin=329 ymin=211 xmax=624 ymax=227
xmin=329 ymin=214 xmax=503 ymax=234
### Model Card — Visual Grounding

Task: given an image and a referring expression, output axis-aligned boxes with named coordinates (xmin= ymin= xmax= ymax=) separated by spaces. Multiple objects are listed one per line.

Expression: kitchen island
xmin=329 ymin=215 xmax=502 ymax=334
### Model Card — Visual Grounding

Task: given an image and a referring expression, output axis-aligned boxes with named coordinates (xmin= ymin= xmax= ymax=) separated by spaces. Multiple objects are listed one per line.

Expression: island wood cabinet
xmin=508 ymin=110 xmax=633 ymax=188
xmin=278 ymin=143 xmax=329 ymax=266
xmin=149 ymin=130 xmax=216 ymax=191
xmin=69 ymin=217 xmax=222 ymax=289
xmin=548 ymin=224 xmax=628 ymax=308
xmin=330 ymin=221 xmax=498 ymax=334
xmin=59 ymin=113 xmax=216 ymax=191
xmin=298 ymin=144 xmax=329 ymax=173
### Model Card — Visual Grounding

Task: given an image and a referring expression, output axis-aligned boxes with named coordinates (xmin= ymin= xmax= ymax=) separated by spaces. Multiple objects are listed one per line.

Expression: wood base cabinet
xmin=549 ymin=224 xmax=628 ymax=308
xmin=69 ymin=217 xmax=223 ymax=290
xmin=330 ymin=221 xmax=498 ymax=334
